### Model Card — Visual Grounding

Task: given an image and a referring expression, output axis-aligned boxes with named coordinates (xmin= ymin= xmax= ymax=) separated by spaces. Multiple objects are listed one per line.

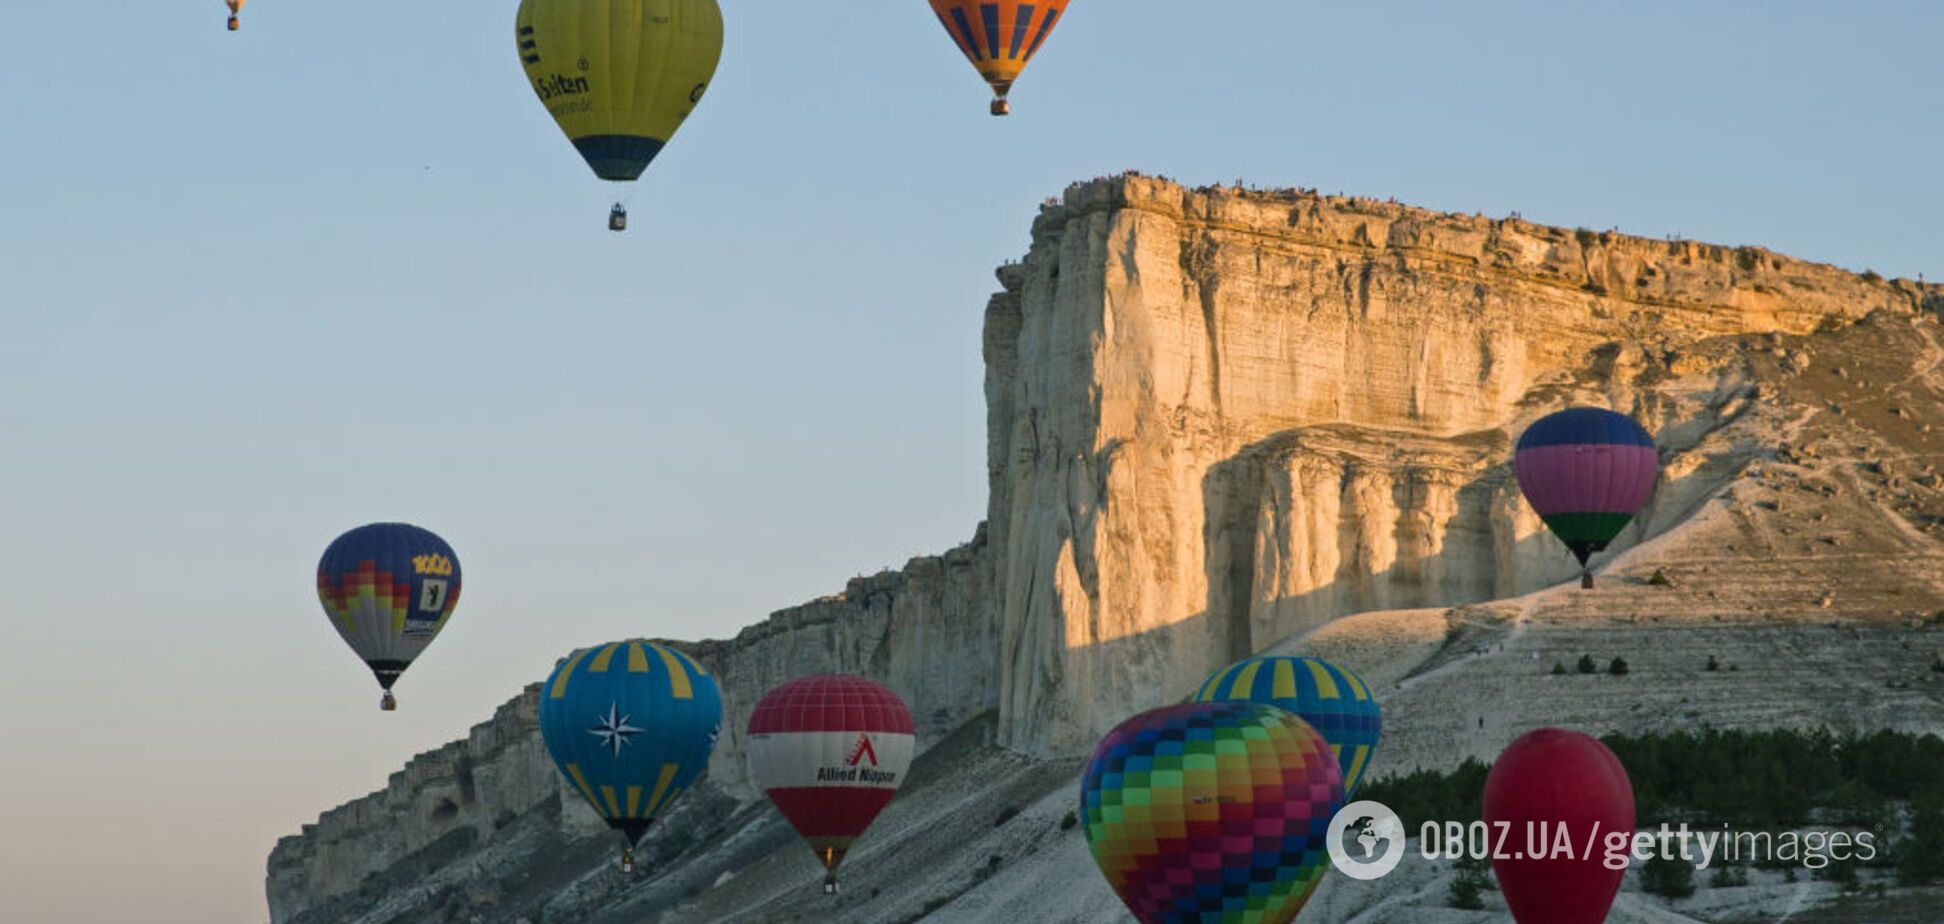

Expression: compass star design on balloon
xmin=589 ymin=703 xmax=644 ymax=757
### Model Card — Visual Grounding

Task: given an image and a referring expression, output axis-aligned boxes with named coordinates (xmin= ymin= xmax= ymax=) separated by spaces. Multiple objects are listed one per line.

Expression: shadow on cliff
xmin=1040 ymin=419 xmax=1750 ymax=753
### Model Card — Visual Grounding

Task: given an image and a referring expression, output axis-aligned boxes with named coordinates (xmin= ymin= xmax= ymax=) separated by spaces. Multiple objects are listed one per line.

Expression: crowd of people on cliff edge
xmin=1044 ymin=169 xmax=1453 ymax=209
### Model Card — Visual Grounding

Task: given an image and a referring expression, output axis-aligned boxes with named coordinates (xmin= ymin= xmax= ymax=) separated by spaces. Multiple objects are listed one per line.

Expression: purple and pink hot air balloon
xmin=1513 ymin=407 xmax=1660 ymax=588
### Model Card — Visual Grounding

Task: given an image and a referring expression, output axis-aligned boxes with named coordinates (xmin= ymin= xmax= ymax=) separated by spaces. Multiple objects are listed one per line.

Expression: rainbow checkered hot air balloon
xmin=1513 ymin=407 xmax=1660 ymax=588
xmin=1191 ymin=655 xmax=1382 ymax=798
xmin=1081 ymin=701 xmax=1343 ymax=924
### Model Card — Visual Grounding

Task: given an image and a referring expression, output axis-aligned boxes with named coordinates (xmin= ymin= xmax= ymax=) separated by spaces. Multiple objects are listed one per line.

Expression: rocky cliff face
xmin=982 ymin=176 xmax=1931 ymax=754
xmin=266 ymin=176 xmax=1942 ymax=923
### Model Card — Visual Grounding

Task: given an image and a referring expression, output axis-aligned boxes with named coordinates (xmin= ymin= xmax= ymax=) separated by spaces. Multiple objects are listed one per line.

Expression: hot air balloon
xmin=316 ymin=523 xmax=461 ymax=711
xmin=540 ymin=639 xmax=723 ymax=872
xmin=1081 ymin=701 xmax=1343 ymax=924
xmin=929 ymin=1 xmax=1070 ymax=115
xmin=1483 ymin=728 xmax=1636 ymax=924
xmin=1191 ymin=655 xmax=1382 ymax=798
xmin=1513 ymin=407 xmax=1659 ymax=588
xmin=225 ymin=0 xmax=243 ymax=31
xmin=747 ymin=675 xmax=915 ymax=895
xmin=514 ymin=0 xmax=723 ymax=231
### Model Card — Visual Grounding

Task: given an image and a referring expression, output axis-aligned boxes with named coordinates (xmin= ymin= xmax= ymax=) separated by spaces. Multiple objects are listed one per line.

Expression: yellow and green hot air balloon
xmin=514 ymin=0 xmax=723 ymax=231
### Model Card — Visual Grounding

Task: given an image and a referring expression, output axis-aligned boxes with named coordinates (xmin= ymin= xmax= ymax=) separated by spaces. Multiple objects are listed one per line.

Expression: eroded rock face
xmin=266 ymin=176 xmax=1941 ymax=922
xmin=985 ymin=176 xmax=1933 ymax=754
xmin=265 ymin=688 xmax=562 ymax=923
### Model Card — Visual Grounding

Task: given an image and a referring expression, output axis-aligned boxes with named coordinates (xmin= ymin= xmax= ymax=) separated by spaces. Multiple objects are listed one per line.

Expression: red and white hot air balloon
xmin=746 ymin=674 xmax=915 ymax=894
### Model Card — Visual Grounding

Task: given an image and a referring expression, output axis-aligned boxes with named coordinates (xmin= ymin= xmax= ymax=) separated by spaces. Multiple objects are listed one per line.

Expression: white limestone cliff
xmin=265 ymin=176 xmax=1942 ymax=923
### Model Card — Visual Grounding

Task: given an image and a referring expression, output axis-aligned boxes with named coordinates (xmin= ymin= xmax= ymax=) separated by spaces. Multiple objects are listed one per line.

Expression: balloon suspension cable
xmin=380 ymin=691 xmax=398 ymax=711
xmin=823 ymin=872 xmax=839 ymax=895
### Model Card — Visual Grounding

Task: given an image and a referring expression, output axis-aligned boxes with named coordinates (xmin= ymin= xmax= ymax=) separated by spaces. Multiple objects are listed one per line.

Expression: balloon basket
xmin=608 ymin=204 xmax=628 ymax=232
xmin=823 ymin=874 xmax=838 ymax=896
xmin=1581 ymin=570 xmax=1594 ymax=590
xmin=989 ymin=98 xmax=1011 ymax=117
xmin=620 ymin=849 xmax=636 ymax=874
xmin=227 ymin=17 xmax=239 ymax=31
xmin=380 ymin=691 xmax=397 ymax=711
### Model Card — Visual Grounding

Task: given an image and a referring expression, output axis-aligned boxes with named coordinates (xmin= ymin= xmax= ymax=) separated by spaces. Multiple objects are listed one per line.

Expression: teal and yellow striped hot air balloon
xmin=1191 ymin=655 xmax=1382 ymax=798
xmin=539 ymin=639 xmax=722 ymax=872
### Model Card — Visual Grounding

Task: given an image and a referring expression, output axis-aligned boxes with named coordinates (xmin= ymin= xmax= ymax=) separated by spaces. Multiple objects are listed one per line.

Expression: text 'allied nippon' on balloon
xmin=1081 ymin=701 xmax=1344 ymax=924
xmin=747 ymin=674 xmax=915 ymax=894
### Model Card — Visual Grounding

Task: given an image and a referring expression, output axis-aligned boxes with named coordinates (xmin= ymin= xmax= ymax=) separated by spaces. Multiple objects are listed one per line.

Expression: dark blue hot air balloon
xmin=540 ymin=639 xmax=722 ymax=872
xmin=316 ymin=523 xmax=461 ymax=710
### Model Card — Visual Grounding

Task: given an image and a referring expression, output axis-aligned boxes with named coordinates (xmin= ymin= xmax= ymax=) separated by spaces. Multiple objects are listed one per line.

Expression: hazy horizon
xmin=2 ymin=2 xmax=1940 ymax=920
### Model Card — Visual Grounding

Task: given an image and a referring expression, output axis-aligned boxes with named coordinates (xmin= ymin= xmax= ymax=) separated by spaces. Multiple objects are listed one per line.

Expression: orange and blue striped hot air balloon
xmin=1513 ymin=407 xmax=1660 ymax=588
xmin=928 ymin=1 xmax=1070 ymax=115
xmin=316 ymin=523 xmax=461 ymax=710
xmin=1191 ymin=655 xmax=1382 ymax=798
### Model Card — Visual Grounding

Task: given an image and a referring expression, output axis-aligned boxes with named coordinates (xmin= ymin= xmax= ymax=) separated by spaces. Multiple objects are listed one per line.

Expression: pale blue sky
xmin=1 ymin=2 xmax=1938 ymax=921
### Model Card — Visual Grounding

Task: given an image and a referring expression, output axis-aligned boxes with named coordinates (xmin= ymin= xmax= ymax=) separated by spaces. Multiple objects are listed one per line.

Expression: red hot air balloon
xmin=747 ymin=675 xmax=915 ymax=894
xmin=1483 ymin=728 xmax=1636 ymax=924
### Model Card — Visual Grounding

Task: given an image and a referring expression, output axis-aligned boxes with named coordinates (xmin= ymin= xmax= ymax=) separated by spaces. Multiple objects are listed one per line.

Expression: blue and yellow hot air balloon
xmin=540 ymin=639 xmax=722 ymax=872
xmin=1191 ymin=655 xmax=1382 ymax=798
xmin=316 ymin=523 xmax=462 ymax=711
xmin=929 ymin=0 xmax=1070 ymax=115
xmin=514 ymin=0 xmax=724 ymax=231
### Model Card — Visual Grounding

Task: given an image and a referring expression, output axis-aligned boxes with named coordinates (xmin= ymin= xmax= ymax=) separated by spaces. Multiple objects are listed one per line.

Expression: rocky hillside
xmin=266 ymin=176 xmax=1944 ymax=924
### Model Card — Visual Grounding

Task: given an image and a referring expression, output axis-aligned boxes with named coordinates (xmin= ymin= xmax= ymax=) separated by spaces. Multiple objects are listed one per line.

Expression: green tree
xmin=1642 ymin=854 xmax=1696 ymax=898
xmin=1448 ymin=867 xmax=1487 ymax=910
xmin=1896 ymin=797 xmax=1944 ymax=886
xmin=1577 ymin=654 xmax=1599 ymax=674
xmin=1708 ymin=863 xmax=1748 ymax=888
xmin=1821 ymin=855 xmax=1863 ymax=893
